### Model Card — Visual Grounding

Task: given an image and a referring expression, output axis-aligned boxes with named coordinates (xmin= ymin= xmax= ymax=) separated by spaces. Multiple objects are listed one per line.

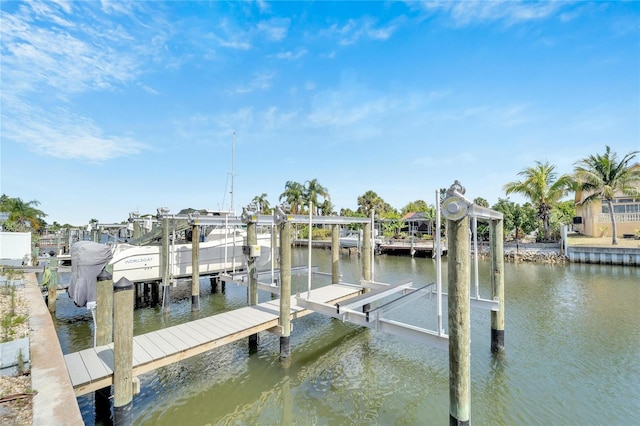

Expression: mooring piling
xmin=95 ymin=268 xmax=113 ymax=346
xmin=47 ymin=255 xmax=58 ymax=313
xmin=443 ymin=183 xmax=471 ymax=426
xmin=113 ymin=277 xmax=135 ymax=425
xmin=277 ymin=208 xmax=292 ymax=359
xmin=244 ymin=209 xmax=259 ymax=350
xmin=191 ymin=223 xmax=201 ymax=311
xmin=161 ymin=213 xmax=171 ymax=313
xmin=490 ymin=219 xmax=505 ymax=353
xmin=331 ymin=223 xmax=340 ymax=284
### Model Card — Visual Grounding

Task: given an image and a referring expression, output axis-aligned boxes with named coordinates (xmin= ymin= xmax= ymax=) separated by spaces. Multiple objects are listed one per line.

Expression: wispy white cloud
xmin=273 ymin=49 xmax=307 ymax=60
xmin=1 ymin=96 xmax=149 ymax=161
xmin=420 ymin=0 xmax=569 ymax=27
xmin=233 ymin=72 xmax=275 ymax=94
xmin=0 ymin=1 xmax=161 ymax=159
xmin=323 ymin=16 xmax=400 ymax=45
xmin=211 ymin=17 xmax=253 ymax=50
xmin=257 ymin=17 xmax=290 ymax=41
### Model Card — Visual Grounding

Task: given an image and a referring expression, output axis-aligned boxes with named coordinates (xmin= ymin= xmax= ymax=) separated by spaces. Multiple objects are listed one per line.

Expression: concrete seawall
xmin=567 ymin=246 xmax=640 ymax=265
xmin=24 ymin=273 xmax=83 ymax=425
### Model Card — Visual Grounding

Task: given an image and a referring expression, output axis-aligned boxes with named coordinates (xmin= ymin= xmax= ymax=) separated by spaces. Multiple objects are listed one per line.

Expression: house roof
xmin=402 ymin=212 xmax=429 ymax=220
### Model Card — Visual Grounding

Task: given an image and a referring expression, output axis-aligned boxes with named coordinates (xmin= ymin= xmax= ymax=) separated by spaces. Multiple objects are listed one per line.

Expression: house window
xmin=602 ymin=202 xmax=640 ymax=213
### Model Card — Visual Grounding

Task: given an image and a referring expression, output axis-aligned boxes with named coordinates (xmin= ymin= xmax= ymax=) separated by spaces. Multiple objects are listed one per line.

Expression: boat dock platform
xmin=64 ymin=283 xmax=361 ymax=396
xmin=378 ymin=240 xmax=446 ymax=257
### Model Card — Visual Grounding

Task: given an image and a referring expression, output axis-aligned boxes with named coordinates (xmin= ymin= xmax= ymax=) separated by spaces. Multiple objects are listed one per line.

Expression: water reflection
xmin=53 ymin=249 xmax=640 ymax=425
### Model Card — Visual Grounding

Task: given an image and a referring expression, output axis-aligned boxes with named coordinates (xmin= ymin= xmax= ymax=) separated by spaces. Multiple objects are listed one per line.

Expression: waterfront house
xmin=573 ymin=163 xmax=640 ymax=238
xmin=401 ymin=212 xmax=433 ymax=238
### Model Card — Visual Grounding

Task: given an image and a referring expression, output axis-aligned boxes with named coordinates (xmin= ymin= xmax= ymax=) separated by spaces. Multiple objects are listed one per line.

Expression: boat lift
xmin=293 ymin=189 xmax=503 ymax=351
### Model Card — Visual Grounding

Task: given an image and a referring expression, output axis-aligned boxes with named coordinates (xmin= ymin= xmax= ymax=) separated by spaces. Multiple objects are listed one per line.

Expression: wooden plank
xmin=64 ymin=352 xmax=91 ymax=387
xmin=185 ymin=319 xmax=227 ymax=341
xmin=132 ymin=340 xmax=154 ymax=365
xmin=223 ymin=308 xmax=267 ymax=328
xmin=78 ymin=348 xmax=110 ymax=382
xmin=153 ymin=328 xmax=191 ymax=352
xmin=162 ymin=326 xmax=201 ymax=349
xmin=198 ymin=312 xmax=239 ymax=332
xmin=135 ymin=334 xmax=167 ymax=360
xmin=200 ymin=314 xmax=245 ymax=334
xmin=146 ymin=330 xmax=182 ymax=355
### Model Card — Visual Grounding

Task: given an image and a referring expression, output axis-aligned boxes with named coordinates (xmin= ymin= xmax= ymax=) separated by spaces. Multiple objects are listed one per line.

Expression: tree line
xmin=2 ymin=146 xmax=638 ymax=245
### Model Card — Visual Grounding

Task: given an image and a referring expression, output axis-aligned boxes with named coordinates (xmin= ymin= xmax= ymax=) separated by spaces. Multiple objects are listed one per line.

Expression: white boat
xmin=339 ymin=229 xmax=383 ymax=249
xmin=110 ymin=224 xmax=272 ymax=283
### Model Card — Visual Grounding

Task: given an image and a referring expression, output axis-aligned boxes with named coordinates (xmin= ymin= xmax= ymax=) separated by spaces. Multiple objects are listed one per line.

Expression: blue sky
xmin=1 ymin=1 xmax=638 ymax=226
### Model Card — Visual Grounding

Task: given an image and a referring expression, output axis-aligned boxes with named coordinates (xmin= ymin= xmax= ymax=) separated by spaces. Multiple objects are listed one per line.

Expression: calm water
xmin=53 ymin=248 xmax=640 ymax=425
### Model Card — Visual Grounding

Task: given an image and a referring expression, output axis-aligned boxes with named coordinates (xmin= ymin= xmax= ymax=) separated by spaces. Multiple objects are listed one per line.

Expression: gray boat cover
xmin=68 ymin=241 xmax=113 ymax=307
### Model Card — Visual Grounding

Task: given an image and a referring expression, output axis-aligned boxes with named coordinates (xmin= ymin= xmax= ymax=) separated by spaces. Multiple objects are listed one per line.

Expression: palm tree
xmin=304 ymin=179 xmax=330 ymax=215
xmin=0 ymin=195 xmax=46 ymax=232
xmin=279 ymin=181 xmax=305 ymax=214
xmin=573 ymin=146 xmax=640 ymax=245
xmin=504 ymin=161 xmax=572 ymax=241
xmin=251 ymin=193 xmax=271 ymax=214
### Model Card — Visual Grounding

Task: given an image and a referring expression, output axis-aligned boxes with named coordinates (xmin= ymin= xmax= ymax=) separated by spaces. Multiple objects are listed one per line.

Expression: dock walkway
xmin=64 ymin=284 xmax=361 ymax=396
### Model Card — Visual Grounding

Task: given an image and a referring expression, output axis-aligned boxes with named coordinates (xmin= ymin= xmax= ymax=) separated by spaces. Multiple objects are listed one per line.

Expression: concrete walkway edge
xmin=24 ymin=272 xmax=84 ymax=425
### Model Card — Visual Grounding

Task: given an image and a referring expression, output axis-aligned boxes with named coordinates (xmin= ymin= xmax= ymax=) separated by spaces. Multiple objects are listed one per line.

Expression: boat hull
xmin=110 ymin=236 xmax=271 ymax=283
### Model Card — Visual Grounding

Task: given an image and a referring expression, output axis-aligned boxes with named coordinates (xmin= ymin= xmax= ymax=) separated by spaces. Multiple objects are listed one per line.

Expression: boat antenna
xmin=231 ymin=131 xmax=235 ymax=215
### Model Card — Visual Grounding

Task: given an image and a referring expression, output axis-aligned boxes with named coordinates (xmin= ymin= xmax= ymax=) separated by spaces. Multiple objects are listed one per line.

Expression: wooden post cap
xmin=97 ymin=269 xmax=112 ymax=281
xmin=113 ymin=277 xmax=134 ymax=292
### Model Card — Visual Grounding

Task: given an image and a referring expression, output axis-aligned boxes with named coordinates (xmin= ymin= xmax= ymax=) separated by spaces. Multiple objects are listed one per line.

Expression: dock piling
xmin=490 ymin=219 xmax=505 ymax=353
xmin=362 ymin=212 xmax=372 ymax=312
xmin=244 ymin=209 xmax=259 ymax=351
xmin=113 ymin=277 xmax=134 ymax=425
xmin=331 ymin=224 xmax=339 ymax=284
xmin=161 ymin=215 xmax=171 ymax=313
xmin=191 ymin=224 xmax=201 ymax=312
xmin=95 ymin=268 xmax=113 ymax=346
xmin=277 ymin=208 xmax=292 ymax=359
xmin=443 ymin=182 xmax=471 ymax=426
xmin=47 ymin=256 xmax=58 ymax=313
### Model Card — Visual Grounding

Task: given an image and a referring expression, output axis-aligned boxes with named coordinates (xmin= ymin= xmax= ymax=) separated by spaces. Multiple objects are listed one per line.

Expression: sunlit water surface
xmin=52 ymin=248 xmax=640 ymax=425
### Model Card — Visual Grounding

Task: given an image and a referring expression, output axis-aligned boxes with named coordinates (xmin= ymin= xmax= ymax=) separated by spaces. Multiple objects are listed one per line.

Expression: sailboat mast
xmin=231 ymin=131 xmax=235 ymax=215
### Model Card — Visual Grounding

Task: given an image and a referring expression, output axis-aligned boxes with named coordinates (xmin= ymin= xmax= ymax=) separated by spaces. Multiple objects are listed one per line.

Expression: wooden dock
xmin=64 ymin=284 xmax=361 ymax=396
xmin=378 ymin=240 xmax=446 ymax=257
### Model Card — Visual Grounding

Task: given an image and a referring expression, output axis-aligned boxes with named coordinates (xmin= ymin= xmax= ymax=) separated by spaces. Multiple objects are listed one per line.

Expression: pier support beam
xmin=331 ymin=224 xmax=340 ymax=284
xmin=490 ymin=219 xmax=505 ymax=353
xmin=443 ymin=183 xmax=471 ymax=426
xmin=113 ymin=277 xmax=134 ymax=425
xmin=278 ymin=212 xmax=292 ymax=359
xmin=191 ymin=224 xmax=201 ymax=312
